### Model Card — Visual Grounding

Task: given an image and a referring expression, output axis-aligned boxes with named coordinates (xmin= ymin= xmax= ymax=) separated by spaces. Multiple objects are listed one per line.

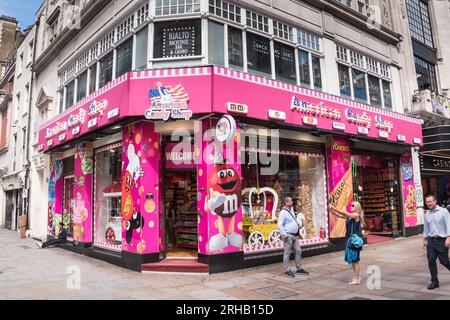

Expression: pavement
xmin=1 ymin=228 xmax=450 ymax=300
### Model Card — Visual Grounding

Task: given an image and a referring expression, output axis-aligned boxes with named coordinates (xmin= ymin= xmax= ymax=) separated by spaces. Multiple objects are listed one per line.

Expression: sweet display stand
xmin=102 ymin=183 xmax=122 ymax=245
xmin=242 ymin=187 xmax=282 ymax=248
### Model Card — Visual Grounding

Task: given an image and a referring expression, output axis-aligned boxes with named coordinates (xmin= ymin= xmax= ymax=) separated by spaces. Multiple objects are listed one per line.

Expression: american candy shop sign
xmin=145 ymin=82 xmax=192 ymax=121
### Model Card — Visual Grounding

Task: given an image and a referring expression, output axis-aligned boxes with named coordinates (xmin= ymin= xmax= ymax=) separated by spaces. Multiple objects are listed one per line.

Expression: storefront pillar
xmin=73 ymin=142 xmax=94 ymax=245
xmin=121 ymin=121 xmax=162 ymax=270
xmin=47 ymin=156 xmax=63 ymax=238
xmin=196 ymin=117 xmax=244 ymax=273
xmin=326 ymin=136 xmax=354 ymax=241
xmin=400 ymin=150 xmax=423 ymax=236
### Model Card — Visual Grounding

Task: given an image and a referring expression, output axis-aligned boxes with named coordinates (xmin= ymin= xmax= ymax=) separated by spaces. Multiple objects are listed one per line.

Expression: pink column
xmin=121 ymin=121 xmax=161 ymax=255
xmin=48 ymin=156 xmax=63 ymax=237
xmin=197 ymin=118 xmax=243 ymax=256
xmin=73 ymin=142 xmax=94 ymax=243
xmin=400 ymin=152 xmax=418 ymax=228
xmin=326 ymin=136 xmax=354 ymax=239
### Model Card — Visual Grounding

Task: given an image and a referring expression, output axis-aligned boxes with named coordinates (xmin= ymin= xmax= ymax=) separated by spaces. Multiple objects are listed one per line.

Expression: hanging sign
xmin=216 ymin=115 xmax=237 ymax=144
xmin=358 ymin=127 xmax=369 ymax=135
xmin=303 ymin=117 xmax=318 ymax=126
xmin=145 ymin=82 xmax=192 ymax=121
xmin=333 ymin=122 xmax=346 ymax=131
xmin=379 ymin=131 xmax=389 ymax=139
xmin=397 ymin=135 xmax=406 ymax=142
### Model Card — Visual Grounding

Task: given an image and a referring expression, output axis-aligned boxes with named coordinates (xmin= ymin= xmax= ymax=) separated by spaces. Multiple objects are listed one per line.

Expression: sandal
xmin=349 ymin=279 xmax=361 ymax=285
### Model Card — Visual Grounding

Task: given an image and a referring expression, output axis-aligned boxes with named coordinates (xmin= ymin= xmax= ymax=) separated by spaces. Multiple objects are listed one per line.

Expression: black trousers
xmin=427 ymin=237 xmax=450 ymax=282
xmin=42 ymin=238 xmax=66 ymax=249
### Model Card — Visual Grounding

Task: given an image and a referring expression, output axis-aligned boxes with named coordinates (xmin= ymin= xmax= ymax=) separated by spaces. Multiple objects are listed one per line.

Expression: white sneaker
xmin=227 ymin=232 xmax=243 ymax=248
xmin=208 ymin=233 xmax=228 ymax=251
xmin=35 ymin=242 xmax=42 ymax=249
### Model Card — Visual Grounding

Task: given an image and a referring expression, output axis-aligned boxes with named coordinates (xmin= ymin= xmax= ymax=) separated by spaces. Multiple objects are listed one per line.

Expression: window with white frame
xmin=135 ymin=26 xmax=148 ymax=70
xmin=274 ymin=41 xmax=296 ymax=83
xmin=99 ymin=31 xmax=114 ymax=55
xmin=116 ymin=37 xmax=133 ymax=77
xmin=99 ymin=52 xmax=113 ymax=89
xmin=208 ymin=21 xmax=225 ymax=67
xmin=209 ymin=0 xmax=241 ymax=23
xmin=153 ymin=19 xmax=202 ymax=58
xmin=117 ymin=16 xmax=133 ymax=42
xmin=273 ymin=21 xmax=293 ymax=42
xmin=246 ymin=32 xmax=271 ymax=77
xmin=137 ymin=3 xmax=149 ymax=26
xmin=336 ymin=45 xmax=393 ymax=109
xmin=246 ymin=11 xmax=269 ymax=33
xmin=76 ymin=71 xmax=88 ymax=102
xmin=298 ymin=29 xmax=321 ymax=52
xmin=65 ymin=80 xmax=75 ymax=110
xmin=88 ymin=65 xmax=97 ymax=95
xmin=155 ymin=0 xmax=201 ymax=16
xmin=228 ymin=26 xmax=243 ymax=69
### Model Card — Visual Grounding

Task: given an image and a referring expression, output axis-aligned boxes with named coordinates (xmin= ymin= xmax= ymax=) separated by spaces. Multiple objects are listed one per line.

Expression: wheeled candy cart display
xmin=242 ymin=187 xmax=283 ymax=249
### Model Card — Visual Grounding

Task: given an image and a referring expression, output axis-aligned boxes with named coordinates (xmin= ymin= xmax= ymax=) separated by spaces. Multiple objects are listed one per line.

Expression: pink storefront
xmin=39 ymin=66 xmax=423 ymax=273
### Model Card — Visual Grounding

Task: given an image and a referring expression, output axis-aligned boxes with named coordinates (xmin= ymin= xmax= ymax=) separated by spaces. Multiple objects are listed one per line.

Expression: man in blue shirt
xmin=423 ymin=194 xmax=450 ymax=290
xmin=278 ymin=197 xmax=309 ymax=278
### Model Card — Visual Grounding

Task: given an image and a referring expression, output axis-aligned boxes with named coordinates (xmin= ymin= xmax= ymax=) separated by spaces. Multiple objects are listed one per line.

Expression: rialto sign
xmin=46 ymin=99 xmax=109 ymax=140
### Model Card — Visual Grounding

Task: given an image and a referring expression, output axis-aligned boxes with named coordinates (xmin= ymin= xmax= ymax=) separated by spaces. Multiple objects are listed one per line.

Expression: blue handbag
xmin=348 ymin=220 xmax=363 ymax=251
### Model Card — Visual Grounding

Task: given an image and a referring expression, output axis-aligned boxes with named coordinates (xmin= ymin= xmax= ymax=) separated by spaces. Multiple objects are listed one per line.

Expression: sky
xmin=0 ymin=0 xmax=43 ymax=29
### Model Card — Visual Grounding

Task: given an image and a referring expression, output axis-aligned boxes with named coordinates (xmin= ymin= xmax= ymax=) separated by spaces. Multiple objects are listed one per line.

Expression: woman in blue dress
xmin=330 ymin=201 xmax=365 ymax=285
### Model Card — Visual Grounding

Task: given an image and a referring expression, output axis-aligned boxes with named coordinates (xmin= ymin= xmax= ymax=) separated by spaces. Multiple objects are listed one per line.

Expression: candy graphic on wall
xmin=73 ymin=191 xmax=88 ymax=241
xmin=48 ymin=159 xmax=63 ymax=236
xmin=205 ymin=149 xmax=243 ymax=251
xmin=122 ymin=143 xmax=145 ymax=244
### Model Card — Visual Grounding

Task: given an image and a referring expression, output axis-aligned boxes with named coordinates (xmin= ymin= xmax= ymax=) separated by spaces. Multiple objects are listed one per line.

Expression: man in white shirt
xmin=423 ymin=194 xmax=450 ymax=290
xmin=278 ymin=197 xmax=309 ymax=278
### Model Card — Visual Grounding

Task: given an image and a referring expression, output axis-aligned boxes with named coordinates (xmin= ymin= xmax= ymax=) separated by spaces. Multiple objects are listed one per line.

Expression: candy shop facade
xmin=38 ymin=66 xmax=423 ymax=273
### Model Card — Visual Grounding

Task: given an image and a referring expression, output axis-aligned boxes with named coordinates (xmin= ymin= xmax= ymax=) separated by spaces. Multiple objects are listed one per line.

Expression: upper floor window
xmin=273 ymin=21 xmax=293 ymax=42
xmin=246 ymin=32 xmax=271 ymax=77
xmin=209 ymin=0 xmax=241 ymax=23
xmin=154 ymin=19 xmax=202 ymax=58
xmin=336 ymin=45 xmax=392 ymax=109
xmin=155 ymin=0 xmax=201 ymax=16
xmin=415 ymin=55 xmax=437 ymax=91
xmin=246 ymin=10 xmax=269 ymax=33
xmin=116 ymin=38 xmax=133 ymax=77
xmin=406 ymin=0 xmax=434 ymax=48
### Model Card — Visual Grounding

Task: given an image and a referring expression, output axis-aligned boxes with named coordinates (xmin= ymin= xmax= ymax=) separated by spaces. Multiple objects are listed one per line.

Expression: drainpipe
xmin=24 ymin=20 xmax=39 ymax=233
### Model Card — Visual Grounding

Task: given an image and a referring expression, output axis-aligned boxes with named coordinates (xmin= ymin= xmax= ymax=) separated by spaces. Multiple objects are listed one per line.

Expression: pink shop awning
xmin=38 ymin=66 xmax=423 ymax=153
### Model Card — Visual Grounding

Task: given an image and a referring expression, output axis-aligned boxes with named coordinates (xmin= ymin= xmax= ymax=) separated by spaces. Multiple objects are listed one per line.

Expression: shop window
xmin=99 ymin=52 xmax=113 ymax=89
xmin=58 ymin=90 xmax=64 ymax=113
xmin=299 ymin=50 xmax=310 ymax=88
xmin=76 ymin=71 xmax=87 ymax=102
xmin=312 ymin=55 xmax=322 ymax=91
xmin=135 ymin=27 xmax=148 ymax=71
xmin=116 ymin=38 xmax=133 ymax=78
xmin=382 ymin=80 xmax=392 ymax=110
xmin=65 ymin=80 xmax=75 ymax=110
xmin=94 ymin=143 xmax=123 ymax=250
xmin=368 ymin=75 xmax=382 ymax=108
xmin=208 ymin=21 xmax=225 ymax=67
xmin=88 ymin=65 xmax=97 ymax=95
xmin=246 ymin=32 xmax=271 ymax=77
xmin=352 ymin=68 xmax=367 ymax=103
xmin=228 ymin=26 xmax=243 ymax=69
xmin=153 ymin=20 xmax=202 ymax=59
xmin=242 ymin=149 xmax=328 ymax=253
xmin=274 ymin=42 xmax=296 ymax=84
xmin=338 ymin=64 xmax=351 ymax=99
